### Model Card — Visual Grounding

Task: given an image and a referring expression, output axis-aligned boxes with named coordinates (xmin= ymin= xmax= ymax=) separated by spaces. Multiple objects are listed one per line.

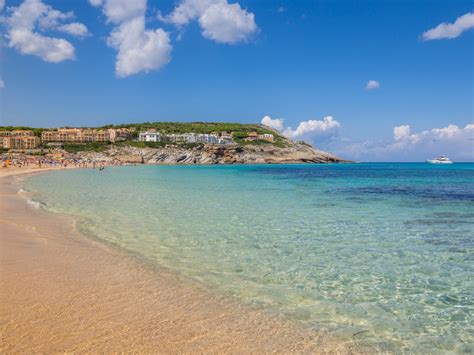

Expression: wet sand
xmin=0 ymin=168 xmax=364 ymax=353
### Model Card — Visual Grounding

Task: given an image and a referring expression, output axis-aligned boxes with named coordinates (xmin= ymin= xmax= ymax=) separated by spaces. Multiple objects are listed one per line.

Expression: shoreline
xmin=0 ymin=167 xmax=365 ymax=352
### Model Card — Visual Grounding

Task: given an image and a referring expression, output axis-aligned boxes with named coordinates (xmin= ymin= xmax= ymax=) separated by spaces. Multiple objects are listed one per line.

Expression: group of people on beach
xmin=1 ymin=155 xmax=127 ymax=170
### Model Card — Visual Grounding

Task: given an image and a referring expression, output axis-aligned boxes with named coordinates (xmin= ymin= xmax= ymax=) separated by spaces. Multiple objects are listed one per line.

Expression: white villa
xmin=167 ymin=133 xmax=220 ymax=144
xmin=258 ymin=133 xmax=274 ymax=142
xmin=138 ymin=131 xmax=162 ymax=142
xmin=139 ymin=131 xmax=233 ymax=144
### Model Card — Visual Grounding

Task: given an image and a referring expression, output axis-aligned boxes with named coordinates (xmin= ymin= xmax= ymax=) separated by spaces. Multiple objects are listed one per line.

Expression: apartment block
xmin=2 ymin=136 xmax=41 ymax=149
xmin=41 ymin=128 xmax=120 ymax=143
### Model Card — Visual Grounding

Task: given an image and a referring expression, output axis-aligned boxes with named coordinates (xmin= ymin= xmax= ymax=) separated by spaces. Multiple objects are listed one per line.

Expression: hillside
xmin=1 ymin=122 xmax=348 ymax=163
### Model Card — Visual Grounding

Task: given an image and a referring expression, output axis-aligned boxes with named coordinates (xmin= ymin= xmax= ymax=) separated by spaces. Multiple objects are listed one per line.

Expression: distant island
xmin=0 ymin=122 xmax=346 ymax=164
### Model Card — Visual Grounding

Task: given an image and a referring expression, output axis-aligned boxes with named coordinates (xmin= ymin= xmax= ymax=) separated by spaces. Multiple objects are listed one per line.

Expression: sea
xmin=22 ymin=163 xmax=474 ymax=353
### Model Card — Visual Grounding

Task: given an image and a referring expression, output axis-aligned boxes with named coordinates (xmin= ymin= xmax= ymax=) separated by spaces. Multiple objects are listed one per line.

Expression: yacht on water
xmin=426 ymin=155 xmax=453 ymax=164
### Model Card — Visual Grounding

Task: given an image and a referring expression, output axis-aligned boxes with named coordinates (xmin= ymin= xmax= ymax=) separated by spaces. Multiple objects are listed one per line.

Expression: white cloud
xmin=0 ymin=79 xmax=4 ymax=89
xmin=89 ymin=0 xmax=104 ymax=7
xmin=261 ymin=115 xmax=284 ymax=131
xmin=37 ymin=7 xmax=74 ymax=30
xmin=92 ymin=0 xmax=172 ymax=77
xmin=159 ymin=0 xmax=222 ymax=26
xmin=5 ymin=0 xmax=89 ymax=63
xmin=57 ymin=22 xmax=89 ymax=38
xmin=283 ymin=116 xmax=341 ymax=139
xmin=391 ymin=124 xmax=466 ymax=144
xmin=422 ymin=12 xmax=474 ymax=40
xmin=8 ymin=29 xmax=75 ymax=62
xmin=102 ymin=0 xmax=146 ymax=24
xmin=160 ymin=0 xmax=258 ymax=44
xmin=107 ymin=17 xmax=171 ymax=77
xmin=393 ymin=124 xmax=411 ymax=141
xmin=260 ymin=115 xmax=341 ymax=143
xmin=366 ymin=80 xmax=380 ymax=90
xmin=199 ymin=2 xmax=258 ymax=43
xmin=261 ymin=115 xmax=472 ymax=162
xmin=333 ymin=123 xmax=474 ymax=162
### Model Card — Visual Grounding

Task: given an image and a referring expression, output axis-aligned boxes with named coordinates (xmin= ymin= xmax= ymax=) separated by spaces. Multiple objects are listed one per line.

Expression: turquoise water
xmin=24 ymin=163 xmax=473 ymax=353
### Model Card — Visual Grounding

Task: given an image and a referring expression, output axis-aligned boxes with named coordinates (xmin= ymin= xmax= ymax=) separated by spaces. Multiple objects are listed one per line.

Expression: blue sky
xmin=1 ymin=0 xmax=473 ymax=161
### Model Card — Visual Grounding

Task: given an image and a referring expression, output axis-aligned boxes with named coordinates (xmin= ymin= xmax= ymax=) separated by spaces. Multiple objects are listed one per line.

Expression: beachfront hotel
xmin=41 ymin=128 xmax=134 ymax=144
xmin=138 ymin=131 xmax=235 ymax=144
xmin=139 ymin=131 xmax=162 ymax=142
xmin=0 ymin=130 xmax=41 ymax=149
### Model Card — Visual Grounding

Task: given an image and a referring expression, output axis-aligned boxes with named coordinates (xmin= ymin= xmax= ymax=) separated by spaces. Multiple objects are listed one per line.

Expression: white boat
xmin=426 ymin=155 xmax=453 ymax=164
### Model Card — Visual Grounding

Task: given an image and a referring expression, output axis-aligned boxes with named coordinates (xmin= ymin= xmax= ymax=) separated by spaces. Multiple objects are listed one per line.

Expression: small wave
xmin=17 ymin=188 xmax=28 ymax=194
xmin=27 ymin=199 xmax=44 ymax=209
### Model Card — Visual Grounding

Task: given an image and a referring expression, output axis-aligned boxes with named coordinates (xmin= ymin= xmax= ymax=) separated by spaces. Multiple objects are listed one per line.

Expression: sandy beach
xmin=0 ymin=167 xmax=363 ymax=353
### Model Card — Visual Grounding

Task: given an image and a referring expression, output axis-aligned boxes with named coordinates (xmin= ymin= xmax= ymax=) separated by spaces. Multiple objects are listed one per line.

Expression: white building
xmin=258 ymin=133 xmax=274 ymax=142
xmin=183 ymin=133 xmax=197 ymax=143
xmin=139 ymin=131 xmax=231 ymax=144
xmin=196 ymin=134 xmax=219 ymax=144
xmin=139 ymin=131 xmax=161 ymax=142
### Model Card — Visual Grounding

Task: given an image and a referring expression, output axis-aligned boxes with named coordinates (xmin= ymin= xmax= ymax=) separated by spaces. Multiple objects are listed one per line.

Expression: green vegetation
xmin=103 ymin=121 xmax=278 ymax=135
xmin=1 ymin=122 xmax=291 ymax=148
xmin=63 ymin=142 xmax=110 ymax=153
xmin=30 ymin=151 xmax=47 ymax=156
xmin=0 ymin=126 xmax=45 ymax=137
xmin=102 ymin=121 xmax=288 ymax=147
xmin=233 ymin=138 xmax=287 ymax=148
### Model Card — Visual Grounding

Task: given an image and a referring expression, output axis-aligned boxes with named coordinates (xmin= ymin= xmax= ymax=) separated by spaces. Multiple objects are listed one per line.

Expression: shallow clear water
xmin=24 ymin=163 xmax=474 ymax=353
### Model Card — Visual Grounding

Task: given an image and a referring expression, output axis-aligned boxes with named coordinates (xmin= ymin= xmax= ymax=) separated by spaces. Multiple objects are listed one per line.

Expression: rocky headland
xmin=75 ymin=140 xmax=347 ymax=165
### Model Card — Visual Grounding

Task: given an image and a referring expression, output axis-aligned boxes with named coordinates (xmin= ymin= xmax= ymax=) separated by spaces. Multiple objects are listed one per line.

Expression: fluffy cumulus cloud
xmin=393 ymin=125 xmax=411 ymax=141
xmin=283 ymin=117 xmax=341 ymax=140
xmin=91 ymin=0 xmax=172 ymax=77
xmin=422 ymin=12 xmax=474 ymax=40
xmin=366 ymin=80 xmax=380 ymax=90
xmin=160 ymin=0 xmax=258 ymax=44
xmin=390 ymin=123 xmax=473 ymax=145
xmin=107 ymin=17 xmax=171 ymax=77
xmin=4 ymin=0 xmax=89 ymax=63
xmin=333 ymin=123 xmax=474 ymax=162
xmin=261 ymin=115 xmax=341 ymax=144
xmin=261 ymin=115 xmax=284 ymax=131
xmin=102 ymin=0 xmax=147 ymax=24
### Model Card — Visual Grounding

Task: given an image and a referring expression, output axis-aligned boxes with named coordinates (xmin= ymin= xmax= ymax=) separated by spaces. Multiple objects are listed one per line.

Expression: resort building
xmin=0 ymin=130 xmax=40 ymax=149
xmin=138 ymin=131 xmax=162 ymax=142
xmin=165 ymin=133 xmax=220 ymax=144
xmin=41 ymin=128 xmax=127 ymax=143
xmin=0 ymin=130 xmax=35 ymax=137
xmin=137 ymin=131 xmax=234 ymax=145
xmin=2 ymin=136 xmax=41 ymax=149
xmin=113 ymin=128 xmax=135 ymax=141
xmin=166 ymin=133 xmax=186 ymax=143
xmin=220 ymin=131 xmax=233 ymax=143
xmin=196 ymin=134 xmax=219 ymax=144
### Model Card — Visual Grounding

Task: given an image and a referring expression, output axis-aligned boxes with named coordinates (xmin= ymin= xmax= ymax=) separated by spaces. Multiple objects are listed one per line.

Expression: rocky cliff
xmin=77 ymin=141 xmax=347 ymax=164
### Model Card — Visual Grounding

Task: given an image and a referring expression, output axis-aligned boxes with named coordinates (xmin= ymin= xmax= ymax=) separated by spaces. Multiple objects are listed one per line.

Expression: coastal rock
xmin=85 ymin=140 xmax=348 ymax=165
